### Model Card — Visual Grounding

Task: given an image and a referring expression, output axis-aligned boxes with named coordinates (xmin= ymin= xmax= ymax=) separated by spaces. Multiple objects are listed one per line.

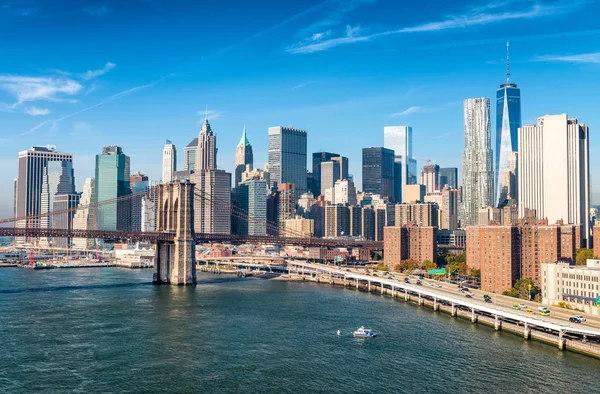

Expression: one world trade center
xmin=495 ymin=42 xmax=521 ymax=207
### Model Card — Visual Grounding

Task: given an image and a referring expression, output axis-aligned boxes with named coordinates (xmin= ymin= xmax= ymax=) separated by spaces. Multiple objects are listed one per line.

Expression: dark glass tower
xmin=362 ymin=147 xmax=394 ymax=200
xmin=495 ymin=42 xmax=521 ymax=206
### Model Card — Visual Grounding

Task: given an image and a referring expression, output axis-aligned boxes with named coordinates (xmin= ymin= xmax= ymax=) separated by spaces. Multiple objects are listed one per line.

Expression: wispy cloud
xmin=287 ymin=0 xmax=585 ymax=54
xmin=534 ymin=52 xmax=600 ymax=64
xmin=292 ymin=81 xmax=317 ymax=89
xmin=391 ymin=106 xmax=422 ymax=116
xmin=81 ymin=62 xmax=116 ymax=80
xmin=196 ymin=109 xmax=223 ymax=121
xmin=24 ymin=106 xmax=51 ymax=116
xmin=20 ymin=78 xmax=165 ymax=136
xmin=82 ymin=5 xmax=112 ymax=16
xmin=0 ymin=75 xmax=82 ymax=105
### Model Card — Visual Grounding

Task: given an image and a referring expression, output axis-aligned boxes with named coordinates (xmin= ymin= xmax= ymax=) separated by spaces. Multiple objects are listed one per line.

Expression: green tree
xmin=399 ymin=259 xmax=419 ymax=272
xmin=446 ymin=252 xmax=466 ymax=265
xmin=576 ymin=248 xmax=594 ymax=266
xmin=421 ymin=260 xmax=436 ymax=271
xmin=469 ymin=268 xmax=481 ymax=278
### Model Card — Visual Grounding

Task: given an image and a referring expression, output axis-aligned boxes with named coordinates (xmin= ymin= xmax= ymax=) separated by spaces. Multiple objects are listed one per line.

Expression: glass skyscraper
xmin=95 ymin=145 xmax=131 ymax=231
xmin=495 ymin=43 xmax=521 ymax=207
xmin=268 ymin=126 xmax=307 ymax=200
xmin=362 ymin=147 xmax=395 ymax=201
xmin=384 ymin=126 xmax=417 ymax=202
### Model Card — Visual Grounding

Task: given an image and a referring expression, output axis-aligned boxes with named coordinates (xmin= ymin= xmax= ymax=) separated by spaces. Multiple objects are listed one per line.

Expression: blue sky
xmin=1 ymin=0 xmax=600 ymax=218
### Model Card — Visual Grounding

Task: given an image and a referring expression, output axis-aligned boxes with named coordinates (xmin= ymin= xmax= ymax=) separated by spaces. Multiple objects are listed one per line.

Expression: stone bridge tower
xmin=153 ymin=181 xmax=196 ymax=285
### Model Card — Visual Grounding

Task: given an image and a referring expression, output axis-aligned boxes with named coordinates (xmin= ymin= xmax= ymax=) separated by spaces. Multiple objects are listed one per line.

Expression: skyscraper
xmin=384 ymin=126 xmax=417 ymax=202
xmin=461 ymin=98 xmax=494 ymax=227
xmin=40 ymin=160 xmax=76 ymax=232
xmin=495 ymin=43 xmax=522 ymax=207
xmin=235 ymin=127 xmax=254 ymax=188
xmin=197 ymin=118 xmax=217 ymax=171
xmin=362 ymin=147 xmax=394 ymax=201
xmin=439 ymin=167 xmax=458 ymax=189
xmin=191 ymin=118 xmax=231 ymax=234
xmin=183 ymin=137 xmax=198 ymax=172
xmin=15 ymin=146 xmax=73 ymax=238
xmin=238 ymin=178 xmax=267 ymax=236
xmin=73 ymin=178 xmax=96 ymax=250
xmin=312 ymin=152 xmax=340 ymax=197
xmin=518 ymin=114 xmax=590 ymax=247
xmin=420 ymin=164 xmax=440 ymax=194
xmin=268 ymin=126 xmax=307 ymax=199
xmin=162 ymin=140 xmax=176 ymax=183
xmin=320 ymin=160 xmax=340 ymax=196
xmin=95 ymin=145 xmax=131 ymax=231
xmin=130 ymin=172 xmax=149 ymax=232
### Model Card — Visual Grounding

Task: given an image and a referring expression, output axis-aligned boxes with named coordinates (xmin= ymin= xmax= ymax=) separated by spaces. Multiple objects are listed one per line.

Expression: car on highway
xmin=569 ymin=317 xmax=583 ymax=323
xmin=526 ymin=310 xmax=535 ymax=315
xmin=485 ymin=298 xmax=493 ymax=303
xmin=538 ymin=306 xmax=550 ymax=315
xmin=512 ymin=305 xmax=520 ymax=310
xmin=519 ymin=304 xmax=527 ymax=309
xmin=404 ymin=278 xmax=410 ymax=284
xmin=434 ymin=284 xmax=442 ymax=288
xmin=416 ymin=280 xmax=422 ymax=286
xmin=465 ymin=294 xmax=473 ymax=298
xmin=574 ymin=315 xmax=587 ymax=322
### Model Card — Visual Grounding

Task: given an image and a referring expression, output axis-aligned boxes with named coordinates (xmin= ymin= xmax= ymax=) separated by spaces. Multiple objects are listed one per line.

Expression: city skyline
xmin=2 ymin=0 xmax=600 ymax=218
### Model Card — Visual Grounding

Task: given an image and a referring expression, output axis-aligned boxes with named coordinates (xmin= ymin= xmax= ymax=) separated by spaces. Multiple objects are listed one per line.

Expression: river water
xmin=0 ymin=268 xmax=598 ymax=393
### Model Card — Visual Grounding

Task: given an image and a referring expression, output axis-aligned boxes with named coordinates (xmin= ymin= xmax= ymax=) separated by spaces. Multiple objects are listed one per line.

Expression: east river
xmin=0 ymin=268 xmax=598 ymax=393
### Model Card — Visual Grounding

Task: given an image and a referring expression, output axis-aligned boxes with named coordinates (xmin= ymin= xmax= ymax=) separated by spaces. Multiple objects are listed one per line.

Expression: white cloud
xmin=24 ymin=106 xmax=51 ymax=116
xmin=292 ymin=81 xmax=317 ymax=89
xmin=0 ymin=75 xmax=82 ymax=104
xmin=391 ymin=106 xmax=422 ymax=116
xmin=535 ymin=52 xmax=600 ymax=64
xmin=287 ymin=0 xmax=585 ymax=54
xmin=81 ymin=62 xmax=116 ymax=80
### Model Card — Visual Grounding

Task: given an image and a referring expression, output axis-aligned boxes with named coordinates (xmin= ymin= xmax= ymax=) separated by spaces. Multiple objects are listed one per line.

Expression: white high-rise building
xmin=334 ymin=179 xmax=357 ymax=205
xmin=162 ymin=140 xmax=176 ymax=183
xmin=197 ymin=119 xmax=217 ymax=172
xmin=460 ymin=98 xmax=494 ymax=227
xmin=72 ymin=178 xmax=96 ymax=250
xmin=518 ymin=114 xmax=590 ymax=247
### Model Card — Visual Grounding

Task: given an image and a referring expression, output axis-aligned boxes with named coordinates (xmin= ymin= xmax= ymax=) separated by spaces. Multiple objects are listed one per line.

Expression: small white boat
xmin=353 ymin=326 xmax=376 ymax=338
xmin=337 ymin=329 xmax=341 ymax=336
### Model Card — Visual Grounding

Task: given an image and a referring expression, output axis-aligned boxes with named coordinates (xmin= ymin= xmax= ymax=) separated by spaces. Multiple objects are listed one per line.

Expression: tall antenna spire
xmin=205 ymin=104 xmax=208 ymax=122
xmin=506 ymin=42 xmax=511 ymax=84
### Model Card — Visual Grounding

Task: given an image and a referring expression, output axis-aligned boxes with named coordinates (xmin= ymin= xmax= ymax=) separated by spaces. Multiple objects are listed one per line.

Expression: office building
xmin=496 ymin=43 xmax=522 ymax=207
xmin=312 ymin=152 xmax=340 ymax=197
xmin=15 ymin=146 xmax=73 ymax=237
xmin=162 ymin=140 xmax=176 ymax=183
xmin=403 ymin=184 xmax=425 ymax=203
xmin=238 ymin=178 xmax=267 ymax=236
xmin=362 ymin=147 xmax=394 ymax=201
xmin=51 ymin=193 xmax=80 ymax=248
xmin=542 ymin=260 xmax=600 ymax=315
xmin=384 ymin=126 xmax=417 ymax=202
xmin=394 ymin=202 xmax=439 ymax=227
xmin=334 ymin=179 xmax=357 ymax=205
xmin=478 ymin=207 xmax=501 ymax=225
xmin=297 ymin=192 xmax=316 ymax=217
xmin=320 ymin=160 xmax=340 ymax=196
xmin=361 ymin=206 xmax=375 ymax=240
xmin=235 ymin=127 xmax=253 ymax=188
xmin=439 ymin=167 xmax=458 ymax=189
xmin=268 ymin=126 xmax=307 ymax=199
xmin=130 ymin=172 xmax=149 ymax=232
xmin=332 ymin=156 xmax=349 ymax=181
xmin=183 ymin=137 xmax=198 ymax=172
xmin=95 ymin=146 xmax=131 ymax=231
xmin=197 ymin=118 xmax=217 ymax=171
xmin=325 ymin=205 xmax=350 ymax=237
xmin=192 ymin=169 xmax=231 ymax=234
xmin=40 ymin=160 xmax=76 ymax=245
xmin=309 ymin=196 xmax=327 ymax=237
xmin=348 ymin=205 xmax=362 ymax=237
xmin=73 ymin=178 xmax=96 ymax=250
xmin=518 ymin=114 xmax=590 ymax=247
xmin=437 ymin=229 xmax=466 ymax=247
xmin=420 ymin=164 xmax=439 ymax=194
xmin=461 ymin=98 xmax=494 ymax=226
xmin=278 ymin=183 xmax=296 ymax=233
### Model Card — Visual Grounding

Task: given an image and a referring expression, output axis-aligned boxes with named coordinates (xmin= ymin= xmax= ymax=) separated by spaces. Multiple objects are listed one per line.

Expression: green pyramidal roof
xmin=238 ymin=127 xmax=250 ymax=146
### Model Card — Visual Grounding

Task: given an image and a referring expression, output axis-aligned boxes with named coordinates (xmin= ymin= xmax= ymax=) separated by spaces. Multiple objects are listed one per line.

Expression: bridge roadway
xmin=0 ymin=228 xmax=383 ymax=249
xmin=288 ymin=261 xmax=600 ymax=338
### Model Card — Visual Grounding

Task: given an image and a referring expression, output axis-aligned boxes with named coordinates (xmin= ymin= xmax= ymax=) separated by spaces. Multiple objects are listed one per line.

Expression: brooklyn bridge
xmin=0 ymin=182 xmax=383 ymax=285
